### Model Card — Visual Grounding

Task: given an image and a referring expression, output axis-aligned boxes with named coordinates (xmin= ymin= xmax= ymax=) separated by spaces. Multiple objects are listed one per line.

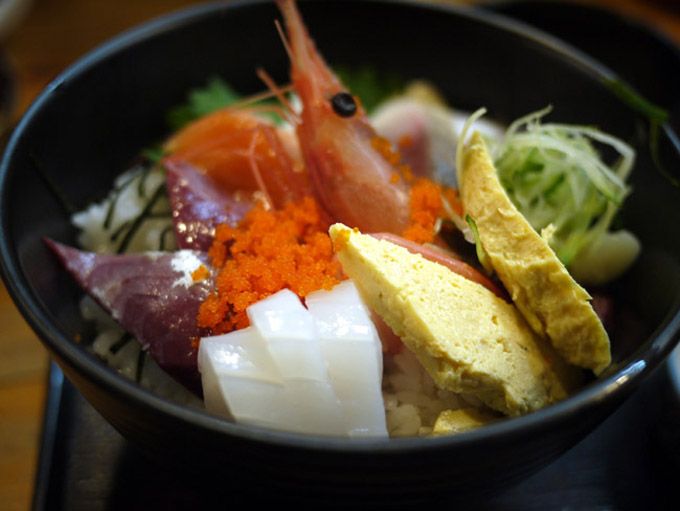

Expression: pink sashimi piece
xmin=375 ymin=104 xmax=432 ymax=178
xmin=165 ymin=158 xmax=254 ymax=251
xmin=45 ymin=238 xmax=212 ymax=395
xmin=369 ymin=310 xmax=403 ymax=355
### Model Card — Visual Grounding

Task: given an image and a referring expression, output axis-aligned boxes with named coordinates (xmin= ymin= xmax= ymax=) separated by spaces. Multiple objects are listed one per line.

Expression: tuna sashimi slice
xmin=46 ymin=239 xmax=213 ymax=394
xmin=164 ymin=158 xmax=253 ymax=251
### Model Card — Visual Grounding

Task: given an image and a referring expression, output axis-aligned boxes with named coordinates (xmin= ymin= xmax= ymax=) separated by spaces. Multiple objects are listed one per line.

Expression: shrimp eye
xmin=331 ymin=92 xmax=357 ymax=118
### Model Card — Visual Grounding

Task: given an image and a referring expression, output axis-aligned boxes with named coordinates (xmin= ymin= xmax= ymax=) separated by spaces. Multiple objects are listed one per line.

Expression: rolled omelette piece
xmin=433 ymin=408 xmax=499 ymax=435
xmin=458 ymin=131 xmax=611 ymax=375
xmin=329 ymin=224 xmax=580 ymax=417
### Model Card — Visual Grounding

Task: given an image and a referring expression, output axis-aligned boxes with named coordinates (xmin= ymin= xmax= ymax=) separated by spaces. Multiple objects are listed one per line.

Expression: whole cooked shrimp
xmin=276 ymin=0 xmax=411 ymax=234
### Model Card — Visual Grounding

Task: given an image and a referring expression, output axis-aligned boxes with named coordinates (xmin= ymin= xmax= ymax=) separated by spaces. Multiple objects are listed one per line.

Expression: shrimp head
xmin=276 ymin=0 xmax=410 ymax=234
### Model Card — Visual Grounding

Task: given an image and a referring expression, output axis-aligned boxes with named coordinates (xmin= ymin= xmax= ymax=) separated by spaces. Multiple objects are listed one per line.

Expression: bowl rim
xmin=2 ymin=0 xmax=680 ymax=453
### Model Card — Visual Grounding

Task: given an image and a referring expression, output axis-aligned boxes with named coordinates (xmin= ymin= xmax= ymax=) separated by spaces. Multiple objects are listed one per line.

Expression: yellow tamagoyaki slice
xmin=432 ymin=408 xmax=499 ymax=436
xmin=458 ymin=131 xmax=611 ymax=374
xmin=329 ymin=223 xmax=579 ymax=417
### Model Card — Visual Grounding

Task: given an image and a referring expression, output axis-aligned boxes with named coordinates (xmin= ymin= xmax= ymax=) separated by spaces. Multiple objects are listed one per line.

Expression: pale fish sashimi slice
xmin=306 ymin=281 xmax=387 ymax=438
xmin=198 ymin=327 xmax=287 ymax=429
xmin=246 ymin=289 xmax=346 ymax=436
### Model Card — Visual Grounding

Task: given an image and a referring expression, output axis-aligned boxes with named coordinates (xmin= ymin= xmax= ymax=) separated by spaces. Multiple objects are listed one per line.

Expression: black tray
xmin=31 ymin=2 xmax=680 ymax=509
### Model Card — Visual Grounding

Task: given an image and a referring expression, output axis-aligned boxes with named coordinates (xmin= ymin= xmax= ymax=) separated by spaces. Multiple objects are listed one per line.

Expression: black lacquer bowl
xmin=2 ymin=0 xmax=680 ymax=502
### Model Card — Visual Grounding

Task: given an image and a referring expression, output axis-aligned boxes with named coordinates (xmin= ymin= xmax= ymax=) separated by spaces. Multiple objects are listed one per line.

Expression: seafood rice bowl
xmin=47 ymin=0 xmax=641 ymax=438
xmin=2 ymin=0 xmax=679 ymax=497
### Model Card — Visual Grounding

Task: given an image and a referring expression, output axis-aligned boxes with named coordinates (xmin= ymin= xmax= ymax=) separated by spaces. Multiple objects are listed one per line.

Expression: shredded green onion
xmin=493 ymin=107 xmax=635 ymax=266
xmin=604 ymin=78 xmax=668 ymax=124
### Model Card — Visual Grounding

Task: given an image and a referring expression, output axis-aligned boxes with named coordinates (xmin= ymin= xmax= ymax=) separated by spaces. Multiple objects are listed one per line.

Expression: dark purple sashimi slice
xmin=164 ymin=158 xmax=253 ymax=251
xmin=45 ymin=239 xmax=213 ymax=395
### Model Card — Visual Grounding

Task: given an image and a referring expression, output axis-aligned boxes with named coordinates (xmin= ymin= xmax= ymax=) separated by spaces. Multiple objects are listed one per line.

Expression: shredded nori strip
xmin=135 ymin=349 xmax=146 ymax=383
xmin=103 ymin=171 xmax=142 ymax=230
xmin=136 ymin=165 xmax=152 ymax=198
xmin=29 ymin=154 xmax=78 ymax=215
xmin=109 ymin=332 xmax=133 ymax=355
xmin=115 ymin=184 xmax=167 ymax=254
xmin=111 ymin=211 xmax=173 ymax=243
xmin=109 ymin=220 xmax=132 ymax=243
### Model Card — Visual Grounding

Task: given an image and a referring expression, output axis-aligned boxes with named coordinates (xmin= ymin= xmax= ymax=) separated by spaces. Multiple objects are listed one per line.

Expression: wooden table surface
xmin=0 ymin=0 xmax=679 ymax=509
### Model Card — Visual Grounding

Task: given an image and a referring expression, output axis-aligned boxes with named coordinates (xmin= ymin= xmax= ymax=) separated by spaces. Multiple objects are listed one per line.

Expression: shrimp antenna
xmin=248 ymin=104 xmax=294 ymax=124
xmin=275 ymin=19 xmax=292 ymax=61
xmin=256 ymin=68 xmax=299 ymax=125
xmin=247 ymin=129 xmax=274 ymax=210
xmin=230 ymin=85 xmax=294 ymax=109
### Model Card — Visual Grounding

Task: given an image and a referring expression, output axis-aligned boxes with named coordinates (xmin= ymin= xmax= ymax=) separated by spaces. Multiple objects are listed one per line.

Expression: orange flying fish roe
xmin=442 ymin=187 xmax=464 ymax=217
xmin=370 ymin=133 xmax=455 ymax=245
xmin=402 ymin=178 xmax=446 ymax=244
xmin=371 ymin=135 xmax=417 ymax=185
xmin=397 ymin=134 xmax=414 ymax=150
xmin=197 ymin=196 xmax=344 ymax=334
xmin=371 ymin=135 xmax=402 ymax=167
xmin=331 ymin=226 xmax=358 ymax=254
xmin=191 ymin=264 xmax=210 ymax=283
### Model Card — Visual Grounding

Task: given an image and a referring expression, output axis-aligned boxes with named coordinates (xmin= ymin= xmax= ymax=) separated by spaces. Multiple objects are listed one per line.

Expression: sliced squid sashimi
xmin=45 ymin=239 xmax=212 ymax=394
xmin=306 ymin=281 xmax=387 ymax=437
xmin=164 ymin=158 xmax=254 ymax=251
xmin=198 ymin=286 xmax=388 ymax=437
xmin=199 ymin=290 xmax=344 ymax=435
xmin=198 ymin=327 xmax=287 ymax=427
xmin=247 ymin=290 xmax=346 ymax=435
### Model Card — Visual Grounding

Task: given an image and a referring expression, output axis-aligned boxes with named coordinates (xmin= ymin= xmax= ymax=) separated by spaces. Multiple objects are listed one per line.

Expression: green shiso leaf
xmin=167 ymin=77 xmax=241 ymax=130
xmin=141 ymin=145 xmax=166 ymax=164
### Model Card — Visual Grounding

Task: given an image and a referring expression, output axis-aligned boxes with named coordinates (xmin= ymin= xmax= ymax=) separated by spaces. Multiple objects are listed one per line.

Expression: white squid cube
xmin=306 ymin=281 xmax=388 ymax=438
xmin=276 ymin=380 xmax=344 ymax=435
xmin=247 ymin=289 xmax=325 ymax=381
xmin=198 ymin=327 xmax=286 ymax=427
xmin=247 ymin=289 xmax=345 ymax=436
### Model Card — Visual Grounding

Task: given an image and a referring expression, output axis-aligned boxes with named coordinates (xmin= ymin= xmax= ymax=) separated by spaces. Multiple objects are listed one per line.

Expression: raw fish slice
xmin=372 ymin=97 xmax=456 ymax=184
xmin=306 ymin=281 xmax=387 ymax=437
xmin=371 ymin=96 xmax=503 ymax=187
xmin=164 ymin=158 xmax=253 ymax=251
xmin=46 ymin=239 xmax=212 ymax=394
